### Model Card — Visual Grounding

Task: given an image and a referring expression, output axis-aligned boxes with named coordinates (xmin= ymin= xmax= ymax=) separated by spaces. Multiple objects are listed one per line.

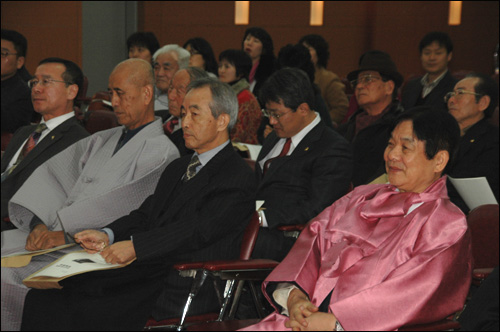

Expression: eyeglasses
xmin=1 ymin=51 xmax=18 ymax=58
xmin=28 ymin=78 xmax=73 ymax=89
xmin=350 ymin=75 xmax=382 ymax=89
xmin=444 ymin=89 xmax=483 ymax=103
xmin=261 ymin=109 xmax=293 ymax=120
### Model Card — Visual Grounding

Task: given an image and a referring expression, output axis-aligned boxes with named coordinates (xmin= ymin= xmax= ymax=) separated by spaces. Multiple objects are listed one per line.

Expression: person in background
xmin=242 ymin=27 xmax=276 ymax=103
xmin=401 ymin=31 xmax=457 ymax=112
xmin=218 ymin=49 xmax=261 ymax=144
xmin=183 ymin=37 xmax=218 ymax=78
xmin=164 ymin=66 xmax=208 ymax=156
xmin=446 ymin=72 xmax=499 ymax=213
xmin=299 ymin=34 xmax=349 ymax=125
xmin=337 ymin=50 xmax=404 ymax=186
xmin=127 ymin=31 xmax=160 ymax=65
xmin=152 ymin=44 xmax=190 ymax=120
xmin=1 ymin=29 xmax=36 ymax=133
xmin=253 ymin=68 xmax=352 ymax=261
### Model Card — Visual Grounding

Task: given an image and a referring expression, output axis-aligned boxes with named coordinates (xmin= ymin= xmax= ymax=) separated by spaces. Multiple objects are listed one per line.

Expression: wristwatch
xmin=334 ymin=320 xmax=344 ymax=331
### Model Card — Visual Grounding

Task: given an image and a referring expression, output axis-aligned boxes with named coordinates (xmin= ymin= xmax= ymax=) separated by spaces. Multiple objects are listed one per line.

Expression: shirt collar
xmin=290 ymin=112 xmax=321 ymax=149
xmin=194 ymin=140 xmax=231 ymax=167
xmin=41 ymin=112 xmax=75 ymax=132
xmin=421 ymin=69 xmax=448 ymax=87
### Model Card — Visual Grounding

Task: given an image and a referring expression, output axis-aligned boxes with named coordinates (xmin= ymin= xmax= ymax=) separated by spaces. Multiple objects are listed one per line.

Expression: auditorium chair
xmin=84 ymin=109 xmax=119 ymax=134
xmin=87 ymin=91 xmax=113 ymax=113
xmin=144 ymin=211 xmax=279 ymax=330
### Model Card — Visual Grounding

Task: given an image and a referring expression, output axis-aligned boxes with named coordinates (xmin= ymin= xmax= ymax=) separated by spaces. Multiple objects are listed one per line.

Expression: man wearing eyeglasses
xmin=1 ymin=29 xmax=36 ymax=134
xmin=1 ymin=57 xmax=90 ymax=226
xmin=253 ymin=68 xmax=352 ymax=261
xmin=338 ymin=50 xmax=404 ymax=186
xmin=446 ymin=73 xmax=499 ymax=212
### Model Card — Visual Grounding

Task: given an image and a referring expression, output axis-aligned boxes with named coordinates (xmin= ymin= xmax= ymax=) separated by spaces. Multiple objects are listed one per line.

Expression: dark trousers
xmin=21 ymin=261 xmax=166 ymax=331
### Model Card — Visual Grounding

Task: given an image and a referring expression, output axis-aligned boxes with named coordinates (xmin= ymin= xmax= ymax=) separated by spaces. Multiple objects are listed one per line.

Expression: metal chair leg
xmin=217 ymin=279 xmax=237 ymax=321
xmin=177 ymin=270 xmax=208 ymax=331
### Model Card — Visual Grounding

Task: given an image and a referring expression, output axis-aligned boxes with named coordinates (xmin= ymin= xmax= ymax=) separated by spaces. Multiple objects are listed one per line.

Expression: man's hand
xmin=285 ymin=288 xmax=319 ymax=331
xmin=25 ymin=224 xmax=65 ymax=251
xmin=74 ymin=229 xmax=109 ymax=254
xmin=286 ymin=311 xmax=337 ymax=331
xmin=100 ymin=241 xmax=136 ymax=264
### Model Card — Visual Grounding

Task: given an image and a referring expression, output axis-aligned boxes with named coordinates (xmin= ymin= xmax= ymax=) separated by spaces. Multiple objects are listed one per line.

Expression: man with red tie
xmin=1 ymin=57 xmax=89 ymax=227
xmin=253 ymin=68 xmax=353 ymax=261
xmin=163 ymin=67 xmax=208 ymax=156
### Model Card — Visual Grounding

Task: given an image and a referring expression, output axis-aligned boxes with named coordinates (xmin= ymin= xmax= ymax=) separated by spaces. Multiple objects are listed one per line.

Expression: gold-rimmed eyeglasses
xmin=28 ymin=78 xmax=73 ymax=89
xmin=444 ymin=89 xmax=483 ymax=103
xmin=261 ymin=109 xmax=293 ymax=120
xmin=1 ymin=51 xmax=18 ymax=58
xmin=350 ymin=74 xmax=382 ymax=89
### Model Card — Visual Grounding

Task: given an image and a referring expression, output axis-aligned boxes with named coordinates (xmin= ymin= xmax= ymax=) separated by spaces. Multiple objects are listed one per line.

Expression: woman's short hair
xmin=126 ymin=32 xmax=160 ymax=57
xmin=187 ymin=78 xmax=239 ymax=132
xmin=298 ymin=34 xmax=330 ymax=68
xmin=390 ymin=106 xmax=460 ymax=173
xmin=218 ymin=49 xmax=252 ymax=81
xmin=183 ymin=37 xmax=218 ymax=76
xmin=259 ymin=68 xmax=315 ymax=111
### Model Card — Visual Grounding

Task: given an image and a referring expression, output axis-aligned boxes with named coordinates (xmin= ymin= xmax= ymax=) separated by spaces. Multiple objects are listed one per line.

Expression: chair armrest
xmin=174 ymin=262 xmax=205 ymax=271
xmin=277 ymin=225 xmax=306 ymax=232
xmin=472 ymin=267 xmax=494 ymax=286
xmin=203 ymin=259 xmax=279 ymax=271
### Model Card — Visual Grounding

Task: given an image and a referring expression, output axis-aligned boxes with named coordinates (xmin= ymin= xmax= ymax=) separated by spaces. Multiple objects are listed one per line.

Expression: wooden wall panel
xmin=1 ymin=1 xmax=82 ymax=75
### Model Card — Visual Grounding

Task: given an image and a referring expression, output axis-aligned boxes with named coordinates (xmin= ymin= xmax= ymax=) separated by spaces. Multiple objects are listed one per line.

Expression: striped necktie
xmin=184 ymin=155 xmax=201 ymax=182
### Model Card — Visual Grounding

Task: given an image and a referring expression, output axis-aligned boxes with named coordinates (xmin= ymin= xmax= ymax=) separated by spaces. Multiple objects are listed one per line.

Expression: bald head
xmin=108 ymin=58 xmax=156 ymax=130
xmin=112 ymin=58 xmax=155 ymax=88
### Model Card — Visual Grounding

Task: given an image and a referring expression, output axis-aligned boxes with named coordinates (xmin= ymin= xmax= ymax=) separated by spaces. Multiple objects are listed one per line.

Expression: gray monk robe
xmin=1 ymin=118 xmax=180 ymax=331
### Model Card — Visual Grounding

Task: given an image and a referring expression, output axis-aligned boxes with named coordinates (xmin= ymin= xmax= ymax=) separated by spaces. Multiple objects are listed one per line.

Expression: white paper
xmin=242 ymin=144 xmax=263 ymax=160
xmin=30 ymin=251 xmax=122 ymax=278
xmin=256 ymin=200 xmax=265 ymax=211
xmin=448 ymin=176 xmax=498 ymax=210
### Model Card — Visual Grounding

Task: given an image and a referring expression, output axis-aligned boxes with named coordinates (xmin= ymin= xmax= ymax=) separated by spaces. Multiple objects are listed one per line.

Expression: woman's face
xmin=185 ymin=44 xmax=206 ymax=70
xmin=303 ymin=42 xmax=318 ymax=67
xmin=384 ymin=121 xmax=446 ymax=193
xmin=218 ymin=59 xmax=239 ymax=83
xmin=243 ymin=34 xmax=263 ymax=62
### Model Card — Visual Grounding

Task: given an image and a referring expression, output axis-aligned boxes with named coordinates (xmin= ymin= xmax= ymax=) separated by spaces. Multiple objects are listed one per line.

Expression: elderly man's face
xmin=154 ymin=52 xmax=179 ymax=93
xmin=447 ymin=77 xmax=486 ymax=131
xmin=181 ymin=86 xmax=227 ymax=154
xmin=384 ymin=121 xmax=443 ymax=193
xmin=354 ymin=70 xmax=394 ymax=112
xmin=108 ymin=67 xmax=150 ymax=130
xmin=168 ymin=70 xmax=190 ymax=118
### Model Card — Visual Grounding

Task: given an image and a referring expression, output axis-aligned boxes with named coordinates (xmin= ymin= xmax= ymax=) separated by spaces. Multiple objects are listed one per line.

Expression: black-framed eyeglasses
xmin=261 ymin=108 xmax=293 ymax=120
xmin=1 ymin=51 xmax=18 ymax=58
xmin=444 ymin=89 xmax=483 ymax=103
xmin=28 ymin=78 xmax=73 ymax=89
xmin=350 ymin=74 xmax=382 ymax=89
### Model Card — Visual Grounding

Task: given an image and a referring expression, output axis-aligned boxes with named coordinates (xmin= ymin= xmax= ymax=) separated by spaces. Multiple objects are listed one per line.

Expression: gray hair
xmin=153 ymin=44 xmax=190 ymax=69
xmin=185 ymin=66 xmax=209 ymax=81
xmin=187 ymin=77 xmax=239 ymax=132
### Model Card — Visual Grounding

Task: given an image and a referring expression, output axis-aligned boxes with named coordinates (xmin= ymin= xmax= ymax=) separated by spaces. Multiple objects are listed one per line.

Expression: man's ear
xmin=297 ymin=102 xmax=310 ymax=115
xmin=217 ymin=113 xmax=230 ymax=132
xmin=16 ymin=56 xmax=25 ymax=70
xmin=143 ymin=84 xmax=154 ymax=105
xmin=67 ymin=84 xmax=79 ymax=100
xmin=434 ymin=150 xmax=450 ymax=174
xmin=477 ymin=95 xmax=491 ymax=113
xmin=385 ymin=80 xmax=395 ymax=96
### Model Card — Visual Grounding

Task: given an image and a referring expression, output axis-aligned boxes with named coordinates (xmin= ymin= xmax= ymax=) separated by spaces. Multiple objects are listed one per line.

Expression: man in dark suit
xmin=401 ymin=31 xmax=458 ymax=112
xmin=163 ymin=67 xmax=208 ymax=156
xmin=21 ymin=77 xmax=256 ymax=330
xmin=252 ymin=68 xmax=352 ymax=261
xmin=1 ymin=57 xmax=89 ymax=227
xmin=446 ymin=72 xmax=499 ymax=213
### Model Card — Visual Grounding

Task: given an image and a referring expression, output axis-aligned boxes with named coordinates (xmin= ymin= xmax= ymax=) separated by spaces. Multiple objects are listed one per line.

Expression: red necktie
xmin=22 ymin=123 xmax=47 ymax=157
xmin=163 ymin=118 xmax=179 ymax=136
xmin=263 ymin=138 xmax=292 ymax=174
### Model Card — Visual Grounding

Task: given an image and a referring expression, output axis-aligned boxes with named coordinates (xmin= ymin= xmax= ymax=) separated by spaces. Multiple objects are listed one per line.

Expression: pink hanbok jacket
xmin=244 ymin=176 xmax=472 ymax=331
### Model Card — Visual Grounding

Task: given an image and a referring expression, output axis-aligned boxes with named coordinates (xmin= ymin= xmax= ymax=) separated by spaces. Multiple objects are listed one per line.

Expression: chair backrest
xmin=467 ymin=204 xmax=499 ymax=269
xmin=84 ymin=109 xmax=119 ymax=134
xmin=88 ymin=91 xmax=113 ymax=112
xmin=239 ymin=211 xmax=260 ymax=260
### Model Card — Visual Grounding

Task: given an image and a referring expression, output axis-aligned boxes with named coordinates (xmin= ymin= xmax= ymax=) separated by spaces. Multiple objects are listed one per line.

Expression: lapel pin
xmin=305 ymin=147 xmax=309 ymax=151
xmin=52 ymin=136 xmax=55 ymax=140
xmin=470 ymin=139 xmax=475 ymax=143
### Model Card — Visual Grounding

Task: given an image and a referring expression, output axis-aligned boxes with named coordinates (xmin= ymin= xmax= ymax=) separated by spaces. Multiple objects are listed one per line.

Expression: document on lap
xmin=23 ymin=250 xmax=135 ymax=289
xmin=448 ymin=176 xmax=498 ymax=210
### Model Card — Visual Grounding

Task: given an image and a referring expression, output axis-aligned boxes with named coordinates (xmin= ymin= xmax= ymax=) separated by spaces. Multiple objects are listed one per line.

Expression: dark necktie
xmin=2 ymin=123 xmax=47 ymax=180
xmin=263 ymin=138 xmax=291 ymax=174
xmin=163 ymin=118 xmax=179 ymax=136
xmin=184 ymin=155 xmax=201 ymax=182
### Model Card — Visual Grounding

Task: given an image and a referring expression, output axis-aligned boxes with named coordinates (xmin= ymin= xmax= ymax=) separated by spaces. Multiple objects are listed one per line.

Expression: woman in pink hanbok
xmin=243 ymin=106 xmax=472 ymax=331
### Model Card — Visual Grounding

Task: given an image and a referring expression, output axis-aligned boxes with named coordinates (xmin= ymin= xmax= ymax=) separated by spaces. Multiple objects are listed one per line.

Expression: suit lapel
xmin=1 ymin=126 xmax=35 ymax=172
